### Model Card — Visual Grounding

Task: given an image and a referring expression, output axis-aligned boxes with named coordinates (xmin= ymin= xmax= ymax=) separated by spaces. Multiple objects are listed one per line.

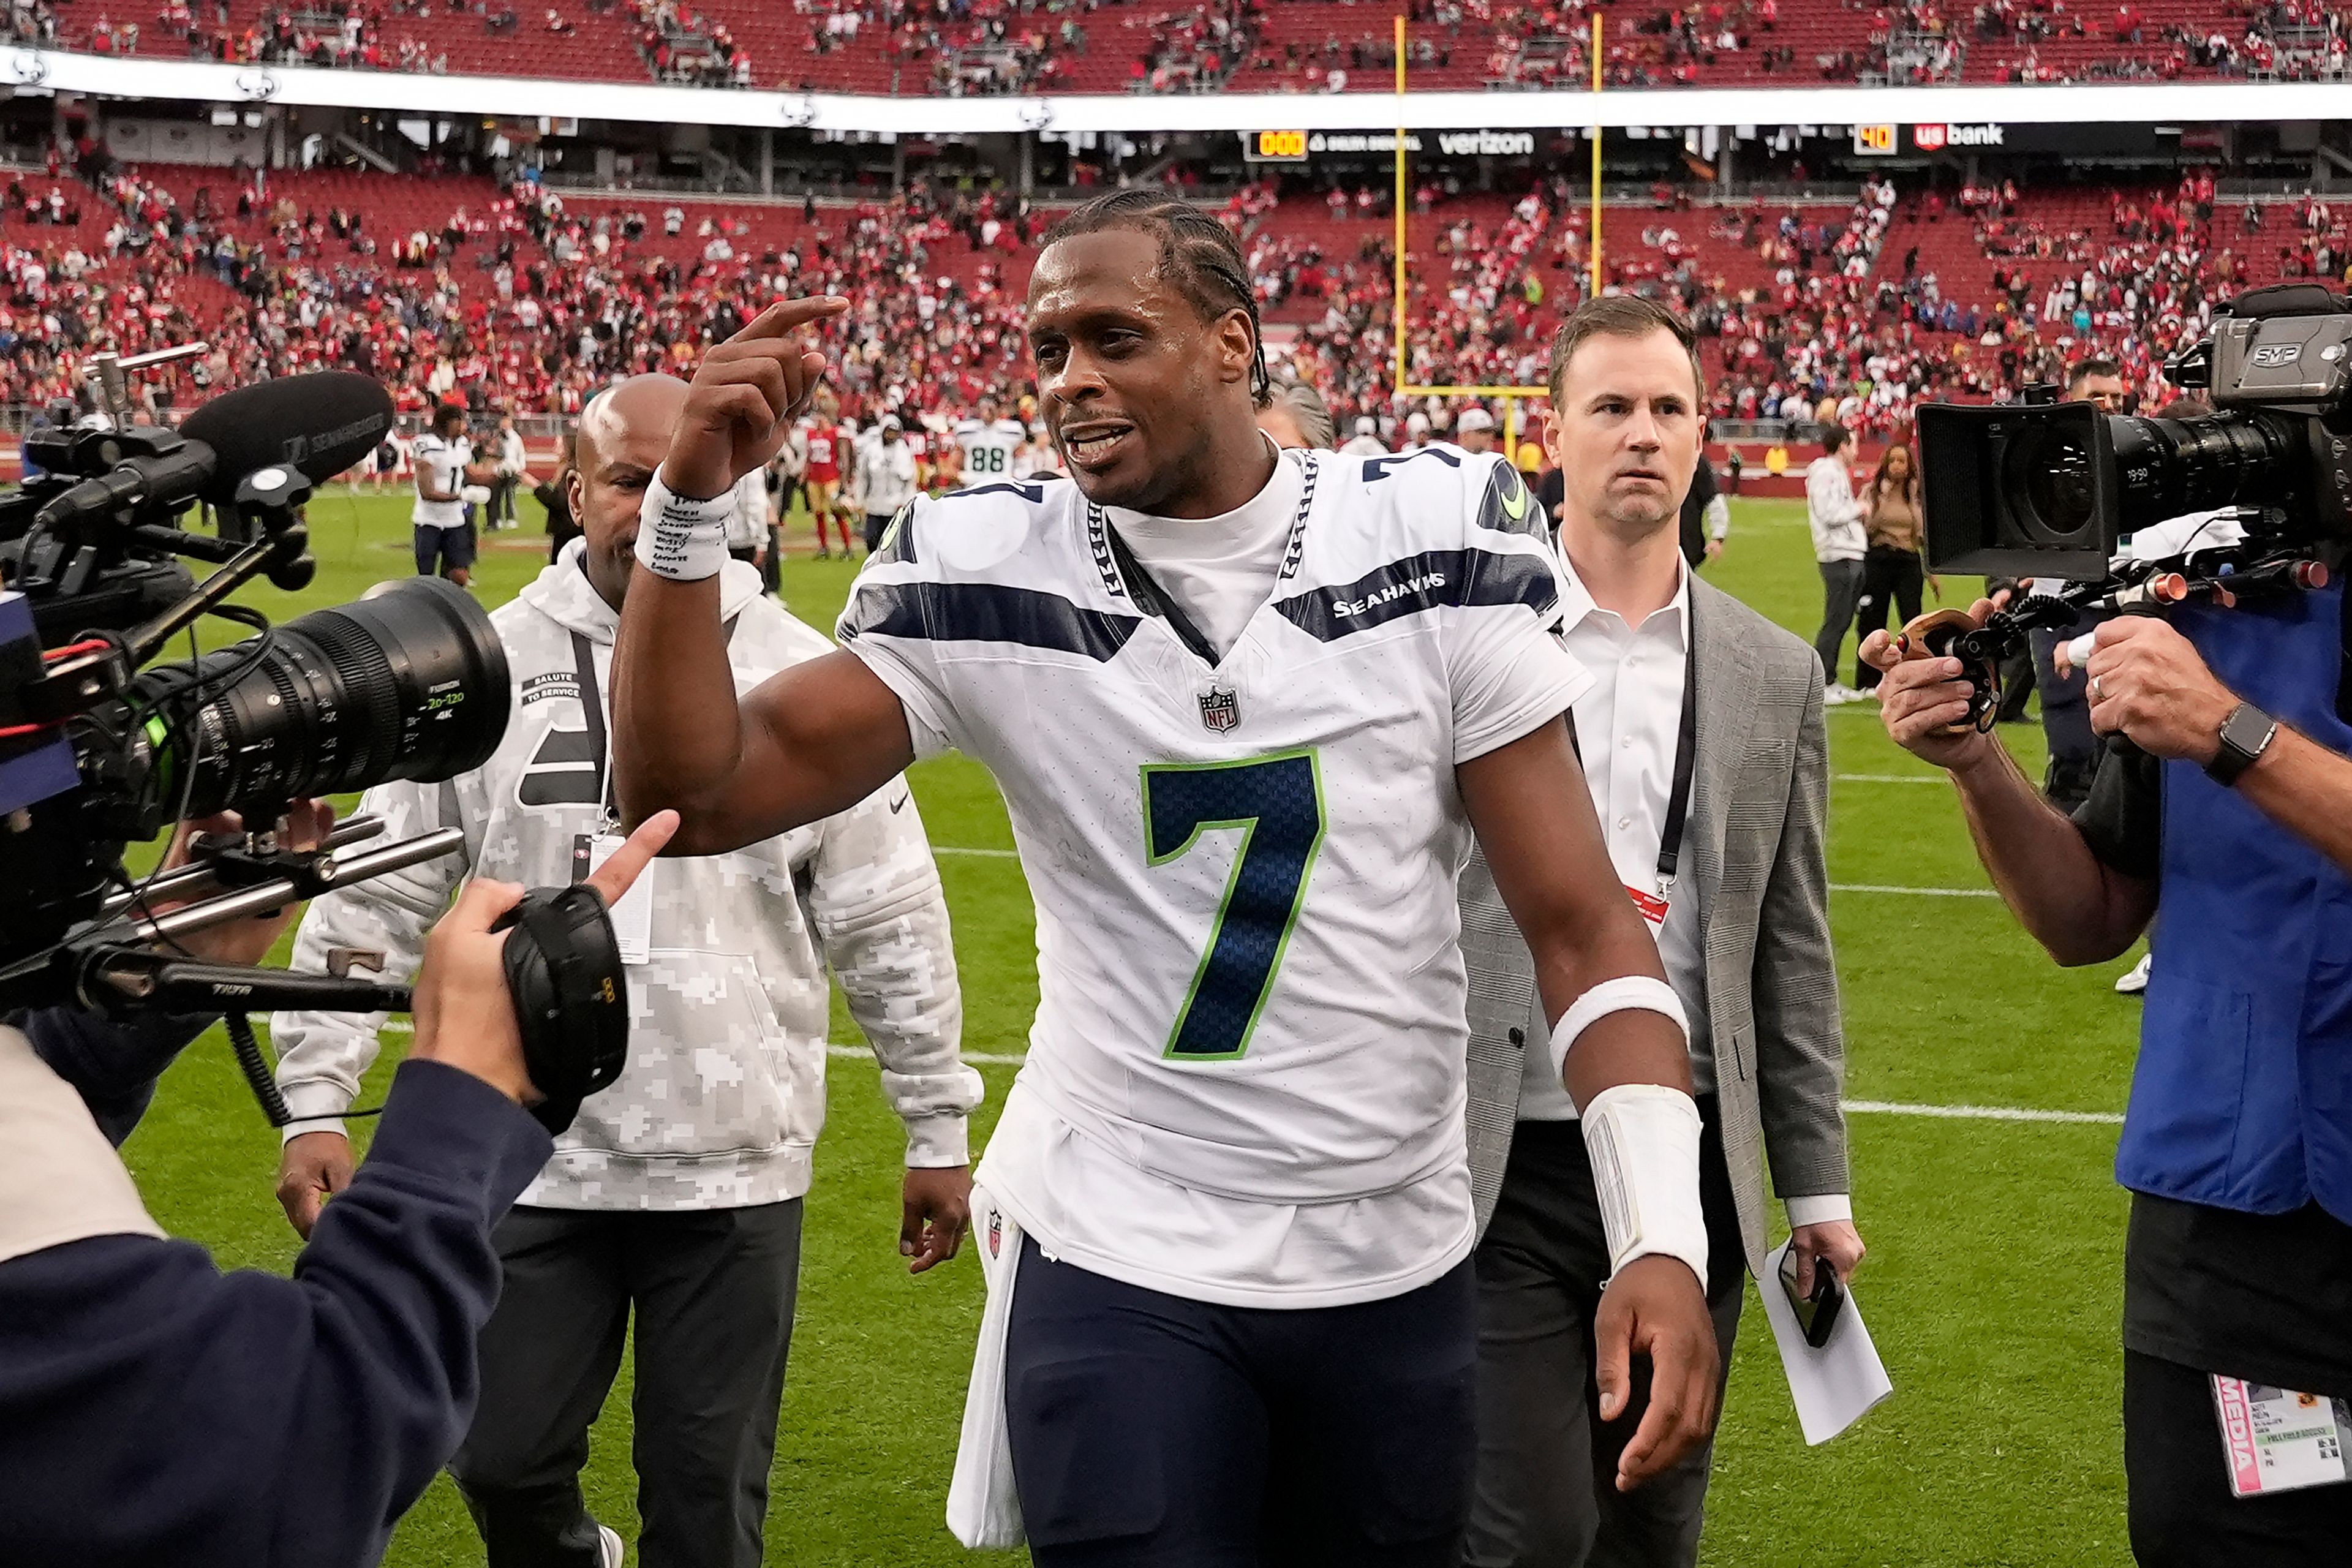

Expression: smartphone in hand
xmin=1777 ymin=1245 xmax=1847 ymax=1349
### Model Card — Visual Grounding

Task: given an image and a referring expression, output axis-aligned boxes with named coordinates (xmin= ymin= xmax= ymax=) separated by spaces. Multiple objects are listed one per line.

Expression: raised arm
xmin=611 ymin=298 xmax=916 ymax=855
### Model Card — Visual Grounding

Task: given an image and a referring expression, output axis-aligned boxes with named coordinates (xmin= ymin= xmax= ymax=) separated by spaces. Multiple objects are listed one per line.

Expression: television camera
xmin=1909 ymin=284 xmax=2352 ymax=729
xmin=0 ymin=355 xmax=626 ymax=1134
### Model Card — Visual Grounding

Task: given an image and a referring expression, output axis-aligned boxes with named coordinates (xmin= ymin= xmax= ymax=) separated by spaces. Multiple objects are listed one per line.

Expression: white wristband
xmin=634 ymin=464 xmax=736 ymax=582
xmin=1580 ymin=1082 xmax=1709 ymax=1286
xmin=1548 ymin=974 xmax=1690 ymax=1087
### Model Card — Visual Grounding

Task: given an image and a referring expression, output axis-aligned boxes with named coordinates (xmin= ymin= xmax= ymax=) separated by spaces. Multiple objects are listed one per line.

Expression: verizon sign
xmin=1914 ymin=122 xmax=2005 ymax=151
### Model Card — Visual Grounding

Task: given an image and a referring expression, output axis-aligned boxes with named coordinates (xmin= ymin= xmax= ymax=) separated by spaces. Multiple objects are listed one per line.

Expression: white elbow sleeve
xmin=1547 ymin=974 xmax=1689 ymax=1087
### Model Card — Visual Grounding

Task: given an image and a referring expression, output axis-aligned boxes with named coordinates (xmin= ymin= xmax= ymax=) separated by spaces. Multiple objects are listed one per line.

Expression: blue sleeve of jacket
xmin=13 ymin=1006 xmax=214 ymax=1146
xmin=0 ymin=1058 xmax=552 ymax=1568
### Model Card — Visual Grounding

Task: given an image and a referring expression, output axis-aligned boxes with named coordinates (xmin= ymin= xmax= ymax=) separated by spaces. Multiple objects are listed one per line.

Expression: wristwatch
xmin=2205 ymin=701 xmax=2279 ymax=787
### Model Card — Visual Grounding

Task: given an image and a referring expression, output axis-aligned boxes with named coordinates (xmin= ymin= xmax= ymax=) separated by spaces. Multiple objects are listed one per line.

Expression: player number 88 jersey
xmin=837 ymin=448 xmax=1586 ymax=1221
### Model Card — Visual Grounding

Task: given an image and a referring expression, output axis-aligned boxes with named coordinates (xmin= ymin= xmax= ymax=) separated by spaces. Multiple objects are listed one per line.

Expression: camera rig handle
xmin=1896 ymin=545 xmax=2335 ymax=734
xmin=75 ymin=948 xmax=413 ymax=1018
xmin=1897 ymin=592 xmax=2086 ymax=733
xmin=69 ymin=950 xmax=413 ymax=1130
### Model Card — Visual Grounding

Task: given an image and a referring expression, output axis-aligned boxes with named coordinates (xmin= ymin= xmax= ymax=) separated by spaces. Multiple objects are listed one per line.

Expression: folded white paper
xmin=1760 ymin=1238 xmax=1894 ymax=1445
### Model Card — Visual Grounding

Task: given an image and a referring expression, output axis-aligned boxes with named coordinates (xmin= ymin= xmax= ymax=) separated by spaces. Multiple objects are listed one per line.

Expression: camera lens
xmin=134 ymin=576 xmax=510 ymax=819
xmin=2110 ymin=411 xmax=2301 ymax=532
xmin=2006 ymin=426 xmax=2100 ymax=541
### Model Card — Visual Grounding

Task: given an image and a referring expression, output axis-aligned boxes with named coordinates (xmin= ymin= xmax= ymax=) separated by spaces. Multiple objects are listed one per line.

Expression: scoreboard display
xmin=1242 ymin=129 xmax=1311 ymax=164
xmin=1852 ymin=123 xmax=1898 ymax=156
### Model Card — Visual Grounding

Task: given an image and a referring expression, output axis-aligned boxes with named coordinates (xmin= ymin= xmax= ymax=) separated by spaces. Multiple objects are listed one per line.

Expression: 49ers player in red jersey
xmin=801 ymin=395 xmax=854 ymax=559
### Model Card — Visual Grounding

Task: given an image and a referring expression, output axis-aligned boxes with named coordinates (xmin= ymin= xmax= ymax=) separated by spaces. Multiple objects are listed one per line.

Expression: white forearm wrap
xmin=634 ymin=465 xmax=736 ymax=582
xmin=1580 ymin=1082 xmax=1709 ymax=1284
xmin=1548 ymin=974 xmax=1690 ymax=1086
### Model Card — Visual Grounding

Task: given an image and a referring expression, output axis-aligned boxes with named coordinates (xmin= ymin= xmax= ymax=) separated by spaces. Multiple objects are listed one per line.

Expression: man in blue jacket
xmin=1868 ymin=579 xmax=2352 ymax=1564
xmin=0 ymin=805 xmax=674 ymax=1568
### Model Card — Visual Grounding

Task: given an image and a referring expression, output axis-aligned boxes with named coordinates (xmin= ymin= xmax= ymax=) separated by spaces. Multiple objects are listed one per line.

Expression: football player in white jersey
xmin=611 ymin=191 xmax=1717 ymax=1564
xmin=952 ymin=398 xmax=1028 ymax=485
xmin=412 ymin=403 xmax=497 ymax=587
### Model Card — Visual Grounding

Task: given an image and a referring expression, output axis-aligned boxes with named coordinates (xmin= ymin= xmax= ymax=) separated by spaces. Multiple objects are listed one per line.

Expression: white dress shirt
xmin=1516 ymin=555 xmax=1850 ymax=1227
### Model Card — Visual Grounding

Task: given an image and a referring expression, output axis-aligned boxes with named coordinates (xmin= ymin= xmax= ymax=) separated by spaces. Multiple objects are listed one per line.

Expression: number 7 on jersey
xmin=1141 ymin=750 xmax=1327 ymax=1060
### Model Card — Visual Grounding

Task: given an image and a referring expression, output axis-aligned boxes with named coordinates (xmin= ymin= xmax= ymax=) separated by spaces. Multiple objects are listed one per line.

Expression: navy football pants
xmin=1003 ymin=1236 xmax=1478 ymax=1567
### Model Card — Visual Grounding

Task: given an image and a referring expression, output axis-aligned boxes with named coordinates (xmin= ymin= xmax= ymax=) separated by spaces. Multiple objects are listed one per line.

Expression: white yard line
xmin=822 ymin=1046 xmax=2121 ymax=1121
xmin=1843 ymin=1098 xmax=2124 ymax=1126
xmin=1835 ymin=773 xmax=1948 ymax=784
xmin=826 ymin=1044 xmax=1028 ymax=1066
xmin=381 ymin=1023 xmax=2105 ymax=1118
xmin=934 ymin=848 xmax=1996 ymax=900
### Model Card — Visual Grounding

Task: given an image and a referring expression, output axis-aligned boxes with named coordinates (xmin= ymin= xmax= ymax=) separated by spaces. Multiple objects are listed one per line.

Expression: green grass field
xmin=116 ymin=487 xmax=2147 ymax=1567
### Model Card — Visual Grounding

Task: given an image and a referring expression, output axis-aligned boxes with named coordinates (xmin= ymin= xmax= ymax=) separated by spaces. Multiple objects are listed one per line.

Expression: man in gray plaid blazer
xmin=1460 ymin=298 xmax=1858 ymax=1568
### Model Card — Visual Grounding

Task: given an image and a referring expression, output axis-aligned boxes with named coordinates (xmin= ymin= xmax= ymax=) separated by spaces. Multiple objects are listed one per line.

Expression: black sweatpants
xmin=2121 ymin=1194 xmax=2352 ymax=1564
xmin=2125 ymin=1351 xmax=2352 ymax=1563
xmin=1003 ymin=1237 xmax=1479 ymax=1567
xmin=449 ymin=1200 xmax=804 ymax=1568
xmin=1852 ymin=546 xmax=1924 ymax=691
xmin=1812 ymin=559 xmax=1864 ymax=689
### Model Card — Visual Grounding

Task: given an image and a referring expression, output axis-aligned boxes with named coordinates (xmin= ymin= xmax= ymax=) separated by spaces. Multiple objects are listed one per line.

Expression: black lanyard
xmin=568 ymin=615 xmax=737 ymax=816
xmin=570 ymin=630 xmax=611 ymax=815
xmin=1656 ymin=610 xmax=1700 ymax=894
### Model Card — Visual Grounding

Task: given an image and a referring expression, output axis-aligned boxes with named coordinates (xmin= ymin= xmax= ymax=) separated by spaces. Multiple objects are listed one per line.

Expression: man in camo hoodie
xmin=268 ymin=376 xmax=981 ymax=1568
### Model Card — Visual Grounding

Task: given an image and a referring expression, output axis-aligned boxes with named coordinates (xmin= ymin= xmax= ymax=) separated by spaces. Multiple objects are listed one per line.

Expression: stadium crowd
xmin=17 ymin=0 xmax=2346 ymax=88
xmin=1 ymin=149 xmax=2348 ymax=452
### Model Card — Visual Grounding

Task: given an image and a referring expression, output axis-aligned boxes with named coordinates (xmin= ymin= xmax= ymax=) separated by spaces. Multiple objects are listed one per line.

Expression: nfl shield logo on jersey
xmin=1197 ymin=683 xmax=1242 ymax=734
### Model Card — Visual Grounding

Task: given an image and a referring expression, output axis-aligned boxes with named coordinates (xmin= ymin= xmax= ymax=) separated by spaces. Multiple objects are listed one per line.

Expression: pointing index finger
xmin=734 ymin=296 xmax=850 ymax=342
xmin=586 ymin=810 xmax=680 ymax=907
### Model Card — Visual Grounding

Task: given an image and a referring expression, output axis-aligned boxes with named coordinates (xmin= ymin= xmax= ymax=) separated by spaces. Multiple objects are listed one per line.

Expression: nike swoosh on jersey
xmin=1476 ymin=462 xmax=1546 ymax=540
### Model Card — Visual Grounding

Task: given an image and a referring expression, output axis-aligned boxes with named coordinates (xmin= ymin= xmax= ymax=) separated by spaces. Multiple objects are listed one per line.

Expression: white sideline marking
xmin=827 ymin=1044 xmax=1028 ymax=1066
xmin=935 ymin=846 xmax=1996 ymax=900
xmin=380 ymin=1027 xmax=2109 ymax=1117
xmin=1844 ymin=1098 xmax=2124 ymax=1126
xmin=1835 ymin=772 xmax=1948 ymax=784
xmin=823 ymin=1046 xmax=2123 ymax=1121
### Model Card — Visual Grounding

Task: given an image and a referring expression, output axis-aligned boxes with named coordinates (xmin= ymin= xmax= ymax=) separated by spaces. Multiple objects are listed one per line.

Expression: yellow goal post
xmin=1385 ymin=12 xmax=1604 ymax=458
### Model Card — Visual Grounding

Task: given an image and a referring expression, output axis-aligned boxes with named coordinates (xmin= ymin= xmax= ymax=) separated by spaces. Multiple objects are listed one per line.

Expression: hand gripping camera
xmin=0 ymin=357 xmax=628 ymax=1133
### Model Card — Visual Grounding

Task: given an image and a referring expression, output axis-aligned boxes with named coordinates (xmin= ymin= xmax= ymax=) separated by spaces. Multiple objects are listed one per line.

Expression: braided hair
xmin=1040 ymin=190 xmax=1273 ymax=408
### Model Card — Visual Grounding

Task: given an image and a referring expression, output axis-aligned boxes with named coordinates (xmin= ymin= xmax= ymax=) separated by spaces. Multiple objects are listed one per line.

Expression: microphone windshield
xmin=182 ymin=372 xmax=398 ymax=505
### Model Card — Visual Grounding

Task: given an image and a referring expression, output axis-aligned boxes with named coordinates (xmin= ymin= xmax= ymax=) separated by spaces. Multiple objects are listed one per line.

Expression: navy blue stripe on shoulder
xmin=839 ymin=579 xmax=1144 ymax=662
xmin=1275 ymin=547 xmax=1558 ymax=641
xmin=874 ymin=499 xmax=920 ymax=564
xmin=937 ymin=480 xmax=1060 ymax=507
